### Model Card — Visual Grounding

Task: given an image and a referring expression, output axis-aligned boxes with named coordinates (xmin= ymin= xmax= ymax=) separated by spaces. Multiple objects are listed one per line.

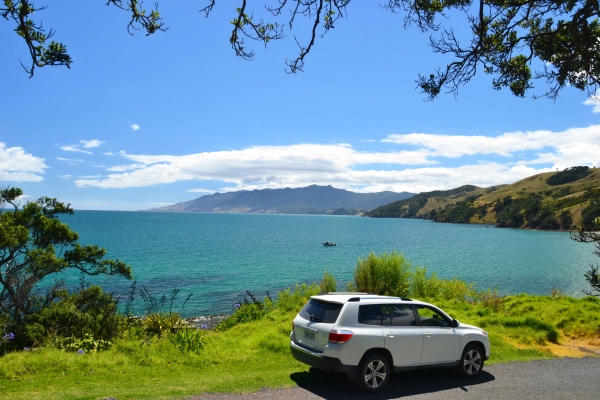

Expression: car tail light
xmin=328 ymin=330 xmax=354 ymax=344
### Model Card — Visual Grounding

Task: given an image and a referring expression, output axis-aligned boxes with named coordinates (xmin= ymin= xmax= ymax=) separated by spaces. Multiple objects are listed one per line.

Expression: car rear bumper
xmin=290 ymin=341 xmax=357 ymax=375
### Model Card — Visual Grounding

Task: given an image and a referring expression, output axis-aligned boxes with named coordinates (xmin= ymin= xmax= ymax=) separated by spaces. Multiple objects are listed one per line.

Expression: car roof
xmin=310 ymin=293 xmax=432 ymax=306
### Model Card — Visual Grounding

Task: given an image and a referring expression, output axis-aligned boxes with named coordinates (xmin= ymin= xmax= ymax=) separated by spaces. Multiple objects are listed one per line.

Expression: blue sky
xmin=1 ymin=2 xmax=599 ymax=210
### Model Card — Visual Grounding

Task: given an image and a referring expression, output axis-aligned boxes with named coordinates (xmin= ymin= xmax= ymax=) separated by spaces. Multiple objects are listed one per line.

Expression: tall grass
xmin=352 ymin=251 xmax=476 ymax=302
xmin=353 ymin=251 xmax=412 ymax=296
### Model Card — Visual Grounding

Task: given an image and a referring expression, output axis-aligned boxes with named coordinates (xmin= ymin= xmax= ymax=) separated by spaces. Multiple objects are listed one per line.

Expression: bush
xmin=354 ymin=251 xmax=412 ymax=297
xmin=25 ymin=285 xmax=122 ymax=346
xmin=319 ymin=271 xmax=337 ymax=293
xmin=215 ymin=303 xmax=267 ymax=332
xmin=275 ymin=283 xmax=320 ymax=312
xmin=169 ymin=328 xmax=208 ymax=353
xmin=143 ymin=312 xmax=185 ymax=336
xmin=476 ymin=289 xmax=504 ymax=311
xmin=57 ymin=333 xmax=112 ymax=353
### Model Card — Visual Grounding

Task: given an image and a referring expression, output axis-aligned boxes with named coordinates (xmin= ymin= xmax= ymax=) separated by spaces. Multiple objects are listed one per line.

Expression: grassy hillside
xmin=365 ymin=167 xmax=600 ymax=230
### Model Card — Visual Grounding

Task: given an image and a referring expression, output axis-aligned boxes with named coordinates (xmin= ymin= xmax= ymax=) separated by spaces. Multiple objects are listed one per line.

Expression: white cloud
xmin=0 ymin=143 xmax=47 ymax=182
xmin=57 ymin=157 xmax=83 ymax=164
xmin=75 ymin=144 xmax=435 ymax=189
xmin=79 ymin=175 xmax=102 ymax=179
xmin=187 ymin=188 xmax=215 ymax=194
xmin=80 ymin=139 xmax=105 ymax=148
xmin=72 ymin=125 xmax=600 ymax=193
xmin=106 ymin=163 xmax=147 ymax=172
xmin=60 ymin=139 xmax=105 ymax=154
xmin=131 ymin=124 xmax=140 ymax=131
xmin=60 ymin=145 xmax=92 ymax=154
xmin=103 ymin=151 xmax=114 ymax=156
xmin=583 ymin=93 xmax=600 ymax=113
xmin=383 ymin=130 xmax=557 ymax=157
xmin=383 ymin=126 xmax=600 ymax=165
xmin=59 ymin=175 xmax=73 ymax=180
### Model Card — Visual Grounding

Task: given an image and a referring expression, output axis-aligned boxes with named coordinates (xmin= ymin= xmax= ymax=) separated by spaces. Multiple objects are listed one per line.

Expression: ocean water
xmin=56 ymin=211 xmax=598 ymax=317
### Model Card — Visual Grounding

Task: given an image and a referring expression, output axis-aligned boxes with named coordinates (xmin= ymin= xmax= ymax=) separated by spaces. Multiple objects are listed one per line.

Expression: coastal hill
xmin=365 ymin=166 xmax=600 ymax=230
xmin=149 ymin=185 xmax=415 ymax=215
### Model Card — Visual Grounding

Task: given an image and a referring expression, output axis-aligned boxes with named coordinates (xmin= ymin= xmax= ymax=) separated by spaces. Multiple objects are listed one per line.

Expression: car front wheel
xmin=355 ymin=353 xmax=390 ymax=392
xmin=458 ymin=344 xmax=484 ymax=378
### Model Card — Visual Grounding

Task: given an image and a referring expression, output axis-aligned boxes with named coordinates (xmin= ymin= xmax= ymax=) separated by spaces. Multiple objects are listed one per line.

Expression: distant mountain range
xmin=149 ymin=185 xmax=416 ymax=215
xmin=365 ymin=167 xmax=600 ymax=231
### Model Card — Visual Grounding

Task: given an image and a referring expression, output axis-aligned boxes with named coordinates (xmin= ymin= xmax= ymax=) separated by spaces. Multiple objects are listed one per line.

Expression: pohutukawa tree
xmin=571 ymin=217 xmax=600 ymax=296
xmin=2 ymin=0 xmax=599 ymax=99
xmin=0 ymin=187 xmax=132 ymax=324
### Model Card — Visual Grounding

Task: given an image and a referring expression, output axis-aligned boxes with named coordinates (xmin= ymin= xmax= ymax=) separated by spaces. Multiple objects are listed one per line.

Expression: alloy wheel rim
xmin=463 ymin=350 xmax=482 ymax=374
xmin=365 ymin=360 xmax=387 ymax=388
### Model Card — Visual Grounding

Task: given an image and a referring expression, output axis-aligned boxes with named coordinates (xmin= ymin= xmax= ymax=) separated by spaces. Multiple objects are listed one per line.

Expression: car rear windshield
xmin=299 ymin=299 xmax=343 ymax=323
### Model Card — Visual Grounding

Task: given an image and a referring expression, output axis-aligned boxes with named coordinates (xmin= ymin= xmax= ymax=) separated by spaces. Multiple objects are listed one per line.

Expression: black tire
xmin=355 ymin=353 xmax=390 ymax=392
xmin=457 ymin=344 xmax=484 ymax=378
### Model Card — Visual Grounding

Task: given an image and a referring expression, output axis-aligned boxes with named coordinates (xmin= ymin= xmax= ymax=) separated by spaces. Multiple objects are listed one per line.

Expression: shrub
xmin=143 ymin=312 xmax=185 ymax=336
xmin=215 ymin=303 xmax=266 ymax=332
xmin=169 ymin=328 xmax=208 ymax=353
xmin=438 ymin=277 xmax=475 ymax=302
xmin=410 ymin=268 xmax=445 ymax=299
xmin=319 ymin=271 xmax=337 ymax=293
xmin=354 ymin=251 xmax=412 ymax=297
xmin=550 ymin=287 xmax=565 ymax=300
xmin=275 ymin=283 xmax=320 ymax=312
xmin=25 ymin=285 xmax=122 ymax=345
xmin=477 ymin=289 xmax=505 ymax=311
xmin=57 ymin=333 xmax=112 ymax=353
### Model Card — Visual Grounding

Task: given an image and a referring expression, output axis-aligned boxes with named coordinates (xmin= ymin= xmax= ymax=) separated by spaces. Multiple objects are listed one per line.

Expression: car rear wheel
xmin=355 ymin=353 xmax=390 ymax=392
xmin=457 ymin=344 xmax=484 ymax=378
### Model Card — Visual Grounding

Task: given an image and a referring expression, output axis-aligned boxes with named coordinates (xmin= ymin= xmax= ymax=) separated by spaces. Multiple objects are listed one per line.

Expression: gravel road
xmin=189 ymin=357 xmax=600 ymax=400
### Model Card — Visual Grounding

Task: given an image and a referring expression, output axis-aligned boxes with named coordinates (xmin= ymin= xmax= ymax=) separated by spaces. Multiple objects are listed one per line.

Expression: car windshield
xmin=299 ymin=299 xmax=343 ymax=323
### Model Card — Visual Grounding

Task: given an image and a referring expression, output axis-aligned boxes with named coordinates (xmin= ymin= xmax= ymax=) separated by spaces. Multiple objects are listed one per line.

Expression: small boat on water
xmin=322 ymin=241 xmax=336 ymax=246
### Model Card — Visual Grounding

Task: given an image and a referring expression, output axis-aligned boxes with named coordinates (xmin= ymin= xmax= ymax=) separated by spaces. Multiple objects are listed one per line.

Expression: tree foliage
xmin=2 ymin=0 xmax=599 ymax=99
xmin=0 ymin=187 xmax=132 ymax=325
xmin=571 ymin=217 xmax=600 ymax=296
xmin=546 ymin=166 xmax=592 ymax=186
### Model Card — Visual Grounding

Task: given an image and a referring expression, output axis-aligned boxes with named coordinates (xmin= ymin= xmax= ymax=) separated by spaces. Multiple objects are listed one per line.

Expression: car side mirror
xmin=451 ymin=319 xmax=459 ymax=328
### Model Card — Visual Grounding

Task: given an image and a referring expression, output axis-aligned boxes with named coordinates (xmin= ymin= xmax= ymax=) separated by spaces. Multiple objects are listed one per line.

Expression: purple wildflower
xmin=234 ymin=303 xmax=241 ymax=309
xmin=23 ymin=347 xmax=31 ymax=352
xmin=2 ymin=332 xmax=14 ymax=341
xmin=77 ymin=349 xmax=85 ymax=354
xmin=201 ymin=324 xmax=208 ymax=330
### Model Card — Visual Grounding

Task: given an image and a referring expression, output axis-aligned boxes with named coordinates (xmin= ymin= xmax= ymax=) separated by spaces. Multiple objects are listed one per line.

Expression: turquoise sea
xmin=58 ymin=211 xmax=598 ymax=317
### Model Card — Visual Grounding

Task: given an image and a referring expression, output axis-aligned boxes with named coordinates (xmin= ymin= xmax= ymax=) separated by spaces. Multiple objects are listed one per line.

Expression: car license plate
xmin=303 ymin=330 xmax=315 ymax=340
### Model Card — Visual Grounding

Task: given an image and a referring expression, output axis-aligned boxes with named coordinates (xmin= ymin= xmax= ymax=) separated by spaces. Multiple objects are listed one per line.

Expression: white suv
xmin=290 ymin=293 xmax=490 ymax=392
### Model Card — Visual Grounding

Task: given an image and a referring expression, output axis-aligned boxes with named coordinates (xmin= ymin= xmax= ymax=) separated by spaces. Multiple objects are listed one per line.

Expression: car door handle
xmin=386 ymin=332 xmax=395 ymax=337
xmin=423 ymin=332 xmax=432 ymax=337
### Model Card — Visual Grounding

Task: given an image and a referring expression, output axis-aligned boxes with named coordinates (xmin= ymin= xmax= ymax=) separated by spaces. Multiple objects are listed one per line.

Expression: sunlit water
xmin=54 ymin=211 xmax=597 ymax=317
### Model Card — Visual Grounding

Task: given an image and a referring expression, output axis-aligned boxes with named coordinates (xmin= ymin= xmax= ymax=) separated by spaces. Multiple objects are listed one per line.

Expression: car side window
xmin=388 ymin=304 xmax=417 ymax=327
xmin=416 ymin=306 xmax=450 ymax=327
xmin=358 ymin=305 xmax=383 ymax=325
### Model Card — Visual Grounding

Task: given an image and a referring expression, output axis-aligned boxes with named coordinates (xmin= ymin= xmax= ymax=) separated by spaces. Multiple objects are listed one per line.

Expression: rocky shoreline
xmin=184 ymin=314 xmax=229 ymax=330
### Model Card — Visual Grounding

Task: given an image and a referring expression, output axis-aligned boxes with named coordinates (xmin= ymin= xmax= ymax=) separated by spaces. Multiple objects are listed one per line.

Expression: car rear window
xmin=299 ymin=299 xmax=343 ymax=323
xmin=358 ymin=305 xmax=382 ymax=325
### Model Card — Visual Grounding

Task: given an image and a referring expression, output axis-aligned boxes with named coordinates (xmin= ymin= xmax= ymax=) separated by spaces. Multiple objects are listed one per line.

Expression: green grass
xmin=1 ymin=292 xmax=599 ymax=399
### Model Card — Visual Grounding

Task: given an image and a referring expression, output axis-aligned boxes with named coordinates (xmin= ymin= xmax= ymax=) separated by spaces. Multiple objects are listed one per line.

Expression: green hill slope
xmin=365 ymin=167 xmax=600 ymax=230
